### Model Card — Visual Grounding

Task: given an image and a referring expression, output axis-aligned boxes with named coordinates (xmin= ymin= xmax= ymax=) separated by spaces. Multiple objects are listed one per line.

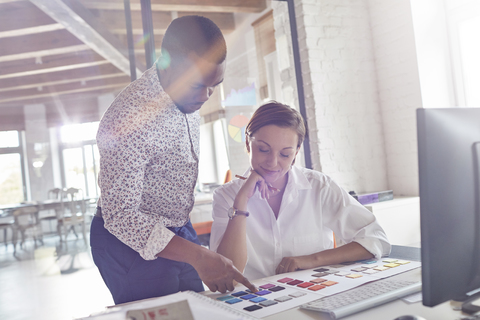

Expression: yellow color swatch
xmin=373 ymin=266 xmax=389 ymax=271
xmin=384 ymin=263 xmax=401 ymax=268
xmin=346 ymin=274 xmax=363 ymax=279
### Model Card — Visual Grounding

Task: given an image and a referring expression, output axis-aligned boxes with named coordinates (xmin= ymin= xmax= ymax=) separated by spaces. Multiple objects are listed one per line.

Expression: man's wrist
xmin=187 ymin=243 xmax=210 ymax=267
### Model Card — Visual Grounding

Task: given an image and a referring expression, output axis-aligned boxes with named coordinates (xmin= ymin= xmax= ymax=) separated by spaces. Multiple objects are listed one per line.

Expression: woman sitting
xmin=210 ymin=101 xmax=391 ymax=280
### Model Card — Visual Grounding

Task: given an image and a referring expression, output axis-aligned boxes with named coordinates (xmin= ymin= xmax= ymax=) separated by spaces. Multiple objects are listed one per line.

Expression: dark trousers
xmin=90 ymin=209 xmax=204 ymax=305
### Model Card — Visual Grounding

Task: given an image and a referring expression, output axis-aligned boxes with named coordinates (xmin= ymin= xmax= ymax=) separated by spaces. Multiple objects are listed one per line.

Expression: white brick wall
xmin=273 ymin=0 xmax=389 ymax=194
xmin=368 ymin=0 xmax=423 ymax=196
xmin=271 ymin=0 xmax=426 ymax=196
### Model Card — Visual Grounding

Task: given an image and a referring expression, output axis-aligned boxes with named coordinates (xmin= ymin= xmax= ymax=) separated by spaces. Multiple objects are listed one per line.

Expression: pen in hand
xmin=235 ymin=174 xmax=280 ymax=192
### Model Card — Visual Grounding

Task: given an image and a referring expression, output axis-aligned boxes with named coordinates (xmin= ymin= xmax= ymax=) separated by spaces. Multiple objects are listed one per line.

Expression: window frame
xmin=0 ymin=130 xmax=28 ymax=203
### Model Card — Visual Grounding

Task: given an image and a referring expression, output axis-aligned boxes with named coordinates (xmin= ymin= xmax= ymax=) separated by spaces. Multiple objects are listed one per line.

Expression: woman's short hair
xmin=161 ymin=15 xmax=226 ymax=65
xmin=245 ymin=101 xmax=307 ymax=148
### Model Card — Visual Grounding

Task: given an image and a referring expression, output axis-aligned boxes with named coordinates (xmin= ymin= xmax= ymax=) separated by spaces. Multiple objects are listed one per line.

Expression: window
xmin=59 ymin=122 xmax=100 ymax=198
xmin=447 ymin=2 xmax=480 ymax=107
xmin=252 ymin=10 xmax=276 ymax=101
xmin=0 ymin=131 xmax=26 ymax=205
xmin=457 ymin=15 xmax=480 ymax=107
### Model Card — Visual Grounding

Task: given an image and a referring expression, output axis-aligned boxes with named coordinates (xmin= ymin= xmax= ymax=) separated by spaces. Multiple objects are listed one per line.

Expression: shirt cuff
xmin=139 ymin=223 xmax=176 ymax=260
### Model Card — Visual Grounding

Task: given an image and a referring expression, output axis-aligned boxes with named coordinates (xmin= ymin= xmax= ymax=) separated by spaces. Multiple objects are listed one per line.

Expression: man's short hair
xmin=161 ymin=15 xmax=227 ymax=65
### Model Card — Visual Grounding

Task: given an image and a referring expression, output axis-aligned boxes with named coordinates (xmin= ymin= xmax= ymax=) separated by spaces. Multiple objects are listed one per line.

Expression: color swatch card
xmin=204 ymin=259 xmax=421 ymax=318
xmin=264 ymin=259 xmax=420 ymax=299
xmin=205 ymin=280 xmax=319 ymax=318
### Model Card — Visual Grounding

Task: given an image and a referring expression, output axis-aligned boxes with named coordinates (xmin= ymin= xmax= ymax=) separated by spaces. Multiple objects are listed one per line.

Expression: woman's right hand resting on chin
xmin=235 ymin=170 xmax=277 ymax=208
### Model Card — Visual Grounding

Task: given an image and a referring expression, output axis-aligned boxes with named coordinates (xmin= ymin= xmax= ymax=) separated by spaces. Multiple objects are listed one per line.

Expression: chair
xmin=0 ymin=216 xmax=14 ymax=249
xmin=56 ymin=187 xmax=87 ymax=248
xmin=39 ymin=188 xmax=64 ymax=234
xmin=12 ymin=206 xmax=43 ymax=253
xmin=223 ymin=169 xmax=232 ymax=184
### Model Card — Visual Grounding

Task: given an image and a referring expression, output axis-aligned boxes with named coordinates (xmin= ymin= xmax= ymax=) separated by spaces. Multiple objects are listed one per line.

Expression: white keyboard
xmin=300 ymin=278 xmax=421 ymax=319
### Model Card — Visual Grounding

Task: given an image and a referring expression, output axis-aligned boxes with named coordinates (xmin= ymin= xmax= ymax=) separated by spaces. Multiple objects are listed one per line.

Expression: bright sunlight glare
xmin=60 ymin=121 xmax=99 ymax=143
xmin=0 ymin=131 xmax=19 ymax=148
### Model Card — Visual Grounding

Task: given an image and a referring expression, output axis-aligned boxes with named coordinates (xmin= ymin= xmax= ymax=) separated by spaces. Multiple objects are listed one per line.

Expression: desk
xmin=264 ymin=246 xmax=460 ymax=320
xmin=265 ymin=268 xmax=462 ymax=320
xmin=80 ymin=246 xmax=468 ymax=320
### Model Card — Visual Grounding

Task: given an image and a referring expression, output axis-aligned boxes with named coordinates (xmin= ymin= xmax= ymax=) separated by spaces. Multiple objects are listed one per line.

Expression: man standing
xmin=91 ymin=15 xmax=255 ymax=304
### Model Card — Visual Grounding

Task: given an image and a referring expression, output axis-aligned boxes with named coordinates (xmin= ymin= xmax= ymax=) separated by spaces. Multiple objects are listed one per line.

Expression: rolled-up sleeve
xmin=321 ymin=178 xmax=391 ymax=260
xmin=209 ymin=182 xmax=238 ymax=253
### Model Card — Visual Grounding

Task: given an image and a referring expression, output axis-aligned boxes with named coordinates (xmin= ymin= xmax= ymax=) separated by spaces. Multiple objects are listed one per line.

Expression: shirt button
xmin=276 ymin=242 xmax=280 ymax=247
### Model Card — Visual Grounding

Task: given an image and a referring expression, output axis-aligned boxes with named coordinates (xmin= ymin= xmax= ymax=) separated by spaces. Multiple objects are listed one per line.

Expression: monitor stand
xmin=460 ymin=292 xmax=480 ymax=314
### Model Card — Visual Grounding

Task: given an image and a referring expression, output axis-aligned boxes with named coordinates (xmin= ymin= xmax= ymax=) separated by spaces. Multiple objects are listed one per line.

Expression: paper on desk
xmin=76 ymin=291 xmax=256 ymax=320
xmin=207 ymin=260 xmax=422 ymax=319
xmin=402 ymin=292 xmax=423 ymax=304
xmin=126 ymin=299 xmax=194 ymax=320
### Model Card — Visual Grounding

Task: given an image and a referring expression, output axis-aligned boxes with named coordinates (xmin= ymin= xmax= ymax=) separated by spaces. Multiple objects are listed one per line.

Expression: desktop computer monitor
xmin=417 ymin=108 xmax=480 ymax=308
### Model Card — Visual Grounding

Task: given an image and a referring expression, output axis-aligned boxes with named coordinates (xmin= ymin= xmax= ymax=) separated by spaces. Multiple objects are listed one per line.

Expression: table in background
xmin=0 ymin=198 xmax=97 ymax=244
xmin=0 ymin=198 xmax=97 ymax=215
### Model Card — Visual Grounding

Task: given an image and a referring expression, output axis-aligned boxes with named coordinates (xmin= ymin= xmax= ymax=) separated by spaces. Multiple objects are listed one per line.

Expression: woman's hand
xmin=275 ymin=255 xmax=317 ymax=274
xmin=237 ymin=170 xmax=276 ymax=201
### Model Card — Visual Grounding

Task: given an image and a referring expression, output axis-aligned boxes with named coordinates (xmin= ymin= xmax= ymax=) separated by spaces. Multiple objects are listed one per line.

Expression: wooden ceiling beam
xmin=81 ymin=0 xmax=267 ymax=13
xmin=0 ymin=82 xmax=129 ymax=104
xmin=0 ymin=23 xmax=65 ymax=38
xmin=0 ymin=87 xmax=125 ymax=107
xmin=0 ymin=75 xmax=130 ymax=102
xmin=0 ymin=49 xmax=104 ymax=75
xmin=0 ymin=72 xmax=125 ymax=93
xmin=92 ymin=10 xmax=234 ymax=35
xmin=0 ymin=1 xmax=56 ymax=31
xmin=0 ymin=60 xmax=111 ymax=80
xmin=0 ymin=63 xmax=122 ymax=89
xmin=0 ymin=29 xmax=83 ymax=57
xmin=29 ymin=0 xmax=143 ymax=76
xmin=92 ymin=9 xmax=170 ymax=35
xmin=0 ymin=44 xmax=91 ymax=63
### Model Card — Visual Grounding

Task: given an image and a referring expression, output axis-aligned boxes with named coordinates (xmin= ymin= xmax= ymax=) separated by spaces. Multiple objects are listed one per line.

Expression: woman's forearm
xmin=216 ymin=193 xmax=250 ymax=272
xmin=276 ymin=241 xmax=375 ymax=274
xmin=311 ymin=242 xmax=374 ymax=266
xmin=216 ymin=215 xmax=248 ymax=272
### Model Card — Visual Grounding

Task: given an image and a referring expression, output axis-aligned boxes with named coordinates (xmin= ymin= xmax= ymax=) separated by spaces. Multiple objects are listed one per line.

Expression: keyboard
xmin=300 ymin=277 xmax=422 ymax=319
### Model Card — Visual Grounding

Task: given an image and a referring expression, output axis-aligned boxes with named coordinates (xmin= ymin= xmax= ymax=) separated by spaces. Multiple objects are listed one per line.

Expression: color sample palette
xmin=216 ymin=283 xmax=312 ymax=313
xmin=208 ymin=258 xmax=421 ymax=319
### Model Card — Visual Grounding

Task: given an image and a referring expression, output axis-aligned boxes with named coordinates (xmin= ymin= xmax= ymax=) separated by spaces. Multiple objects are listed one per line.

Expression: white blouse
xmin=210 ymin=166 xmax=391 ymax=280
